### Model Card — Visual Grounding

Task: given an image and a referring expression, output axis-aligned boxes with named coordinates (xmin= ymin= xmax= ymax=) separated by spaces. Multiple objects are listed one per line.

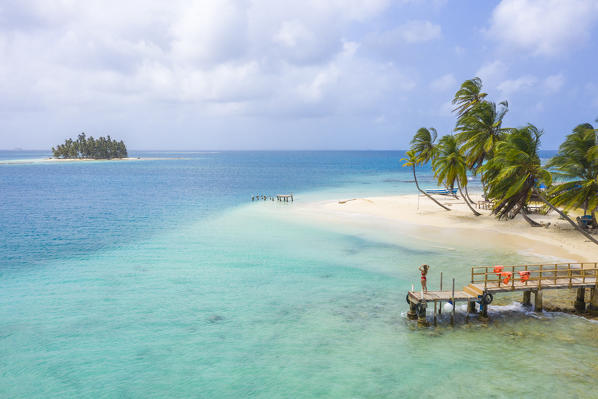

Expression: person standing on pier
xmin=419 ymin=264 xmax=429 ymax=292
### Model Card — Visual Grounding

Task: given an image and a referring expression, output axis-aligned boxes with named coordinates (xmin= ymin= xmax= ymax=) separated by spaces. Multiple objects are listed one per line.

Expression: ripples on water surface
xmin=0 ymin=150 xmax=594 ymax=398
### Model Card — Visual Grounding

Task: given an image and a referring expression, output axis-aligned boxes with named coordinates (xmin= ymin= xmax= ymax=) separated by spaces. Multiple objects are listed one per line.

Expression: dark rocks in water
xmin=208 ymin=314 xmax=224 ymax=323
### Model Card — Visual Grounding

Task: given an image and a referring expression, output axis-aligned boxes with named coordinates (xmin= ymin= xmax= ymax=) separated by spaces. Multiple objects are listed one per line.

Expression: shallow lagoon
xmin=0 ymin=151 xmax=595 ymax=398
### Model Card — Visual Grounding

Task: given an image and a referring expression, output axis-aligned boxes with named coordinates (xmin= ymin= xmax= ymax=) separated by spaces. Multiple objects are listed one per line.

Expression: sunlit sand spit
xmin=283 ymin=193 xmax=598 ymax=263
xmin=0 ymin=157 xmax=188 ymax=165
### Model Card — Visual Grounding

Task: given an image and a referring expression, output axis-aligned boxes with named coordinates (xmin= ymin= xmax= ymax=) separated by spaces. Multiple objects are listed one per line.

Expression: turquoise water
xmin=0 ymin=151 xmax=595 ymax=398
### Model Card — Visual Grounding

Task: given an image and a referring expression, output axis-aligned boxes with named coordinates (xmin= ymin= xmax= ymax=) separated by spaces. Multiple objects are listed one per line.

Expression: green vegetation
xmin=433 ymin=134 xmax=480 ymax=216
xmin=52 ymin=133 xmax=127 ymax=159
xmin=402 ymin=77 xmax=598 ymax=245
xmin=401 ymin=128 xmax=450 ymax=211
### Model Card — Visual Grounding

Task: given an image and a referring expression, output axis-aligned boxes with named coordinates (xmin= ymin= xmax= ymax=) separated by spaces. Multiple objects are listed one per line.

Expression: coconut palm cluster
xmin=402 ymin=78 xmax=598 ymax=245
xmin=52 ymin=133 xmax=128 ymax=159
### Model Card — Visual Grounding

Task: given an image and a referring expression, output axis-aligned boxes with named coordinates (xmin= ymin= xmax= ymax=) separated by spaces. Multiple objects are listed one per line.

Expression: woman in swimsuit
xmin=419 ymin=264 xmax=429 ymax=292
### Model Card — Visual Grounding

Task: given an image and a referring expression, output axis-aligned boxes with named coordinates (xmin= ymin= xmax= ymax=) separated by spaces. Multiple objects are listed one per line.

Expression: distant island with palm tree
xmin=51 ymin=133 xmax=128 ymax=159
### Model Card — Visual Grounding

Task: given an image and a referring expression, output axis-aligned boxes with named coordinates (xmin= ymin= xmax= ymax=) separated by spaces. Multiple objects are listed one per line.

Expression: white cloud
xmin=274 ymin=20 xmax=313 ymax=48
xmin=438 ymin=100 xmax=453 ymax=116
xmin=429 ymin=73 xmax=456 ymax=91
xmin=497 ymin=75 xmax=537 ymax=96
xmin=396 ymin=20 xmax=442 ymax=43
xmin=171 ymin=0 xmax=248 ymax=65
xmin=488 ymin=0 xmax=598 ymax=56
xmin=397 ymin=0 xmax=447 ymax=7
xmin=0 ymin=0 xmax=422 ymax=121
xmin=475 ymin=60 xmax=508 ymax=86
xmin=543 ymin=74 xmax=565 ymax=93
xmin=363 ymin=19 xmax=442 ymax=51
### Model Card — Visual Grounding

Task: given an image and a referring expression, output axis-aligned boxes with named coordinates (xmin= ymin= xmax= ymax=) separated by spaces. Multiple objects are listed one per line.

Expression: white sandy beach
xmin=0 ymin=157 xmax=185 ymax=165
xmin=285 ymin=193 xmax=598 ymax=264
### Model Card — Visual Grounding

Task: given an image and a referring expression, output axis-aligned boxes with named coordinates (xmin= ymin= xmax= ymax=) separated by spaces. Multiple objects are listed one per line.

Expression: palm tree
xmin=482 ymin=124 xmax=598 ymax=244
xmin=547 ymin=123 xmax=598 ymax=217
xmin=452 ymin=77 xmax=488 ymax=117
xmin=433 ymin=135 xmax=481 ymax=216
xmin=401 ymin=128 xmax=450 ymax=211
xmin=455 ymin=100 xmax=510 ymax=172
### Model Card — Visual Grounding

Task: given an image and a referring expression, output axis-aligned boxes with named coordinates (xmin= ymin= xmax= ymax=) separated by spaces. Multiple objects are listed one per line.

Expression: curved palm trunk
xmin=458 ymin=181 xmax=481 ymax=216
xmin=481 ymin=180 xmax=488 ymax=201
xmin=411 ymin=165 xmax=451 ymax=211
xmin=534 ymin=189 xmax=598 ymax=245
xmin=463 ymin=183 xmax=475 ymax=207
xmin=521 ymin=208 xmax=542 ymax=227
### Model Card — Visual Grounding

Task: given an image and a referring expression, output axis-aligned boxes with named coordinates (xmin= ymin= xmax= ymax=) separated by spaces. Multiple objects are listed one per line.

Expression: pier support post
xmin=480 ymin=302 xmax=488 ymax=321
xmin=417 ymin=302 xmax=429 ymax=327
xmin=407 ymin=301 xmax=417 ymax=320
xmin=467 ymin=301 xmax=477 ymax=314
xmin=534 ymin=290 xmax=543 ymax=312
xmin=522 ymin=291 xmax=531 ymax=307
xmin=438 ymin=272 xmax=443 ymax=315
xmin=574 ymin=287 xmax=586 ymax=313
xmin=588 ymin=288 xmax=598 ymax=316
xmin=450 ymin=278 xmax=455 ymax=326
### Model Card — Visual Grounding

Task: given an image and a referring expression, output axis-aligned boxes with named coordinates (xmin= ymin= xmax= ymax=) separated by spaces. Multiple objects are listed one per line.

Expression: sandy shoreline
xmin=0 ymin=157 xmax=185 ymax=165
xmin=281 ymin=192 xmax=598 ymax=312
xmin=284 ymin=192 xmax=598 ymax=263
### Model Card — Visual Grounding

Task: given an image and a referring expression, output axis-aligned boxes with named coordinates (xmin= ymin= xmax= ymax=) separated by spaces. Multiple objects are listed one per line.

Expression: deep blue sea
xmin=1 ymin=150 xmax=594 ymax=398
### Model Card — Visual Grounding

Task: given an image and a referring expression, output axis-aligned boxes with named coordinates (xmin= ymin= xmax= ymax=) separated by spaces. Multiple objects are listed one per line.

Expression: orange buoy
xmin=518 ymin=271 xmax=530 ymax=282
xmin=501 ymin=271 xmax=512 ymax=285
xmin=494 ymin=265 xmax=504 ymax=275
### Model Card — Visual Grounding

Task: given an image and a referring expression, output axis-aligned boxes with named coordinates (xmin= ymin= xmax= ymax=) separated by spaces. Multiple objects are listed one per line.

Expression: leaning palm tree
xmin=482 ymin=124 xmax=598 ymax=244
xmin=547 ymin=123 xmax=598 ymax=217
xmin=401 ymin=128 xmax=450 ymax=211
xmin=432 ymin=135 xmax=481 ymax=216
xmin=452 ymin=77 xmax=488 ymax=117
xmin=455 ymin=100 xmax=510 ymax=172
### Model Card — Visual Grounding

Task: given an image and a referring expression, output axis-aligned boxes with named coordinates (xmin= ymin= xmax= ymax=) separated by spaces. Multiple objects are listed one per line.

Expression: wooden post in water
xmin=433 ymin=301 xmax=437 ymax=326
xmin=522 ymin=291 xmax=531 ymax=307
xmin=417 ymin=301 xmax=429 ymax=327
xmin=574 ymin=287 xmax=586 ymax=313
xmin=467 ymin=300 xmax=476 ymax=314
xmin=451 ymin=278 xmax=455 ymax=326
xmin=590 ymin=268 xmax=598 ymax=315
xmin=438 ymin=272 xmax=443 ymax=315
xmin=534 ymin=289 xmax=543 ymax=312
xmin=465 ymin=300 xmax=470 ymax=323
xmin=589 ymin=287 xmax=598 ymax=316
xmin=407 ymin=296 xmax=418 ymax=320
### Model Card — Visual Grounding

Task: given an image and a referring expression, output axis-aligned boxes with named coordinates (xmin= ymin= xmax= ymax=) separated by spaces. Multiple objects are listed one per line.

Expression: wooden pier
xmin=407 ymin=262 xmax=598 ymax=326
xmin=276 ymin=194 xmax=293 ymax=202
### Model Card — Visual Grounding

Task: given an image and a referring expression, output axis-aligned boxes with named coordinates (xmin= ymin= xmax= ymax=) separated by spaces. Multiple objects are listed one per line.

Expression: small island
xmin=51 ymin=133 xmax=128 ymax=159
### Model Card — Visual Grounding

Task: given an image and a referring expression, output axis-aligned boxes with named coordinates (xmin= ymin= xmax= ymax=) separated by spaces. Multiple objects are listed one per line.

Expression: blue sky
xmin=1 ymin=0 xmax=597 ymax=150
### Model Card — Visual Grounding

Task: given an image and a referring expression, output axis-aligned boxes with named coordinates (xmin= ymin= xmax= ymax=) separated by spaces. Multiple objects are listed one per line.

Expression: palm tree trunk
xmin=458 ymin=181 xmax=481 ymax=216
xmin=411 ymin=165 xmax=451 ymax=211
xmin=463 ymin=183 xmax=475 ymax=206
xmin=583 ymin=200 xmax=588 ymax=216
xmin=481 ymin=180 xmax=488 ymax=201
xmin=534 ymin=189 xmax=598 ymax=245
xmin=521 ymin=208 xmax=542 ymax=227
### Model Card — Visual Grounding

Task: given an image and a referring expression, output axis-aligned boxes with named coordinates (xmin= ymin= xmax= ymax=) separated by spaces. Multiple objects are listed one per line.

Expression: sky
xmin=1 ymin=0 xmax=598 ymax=150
